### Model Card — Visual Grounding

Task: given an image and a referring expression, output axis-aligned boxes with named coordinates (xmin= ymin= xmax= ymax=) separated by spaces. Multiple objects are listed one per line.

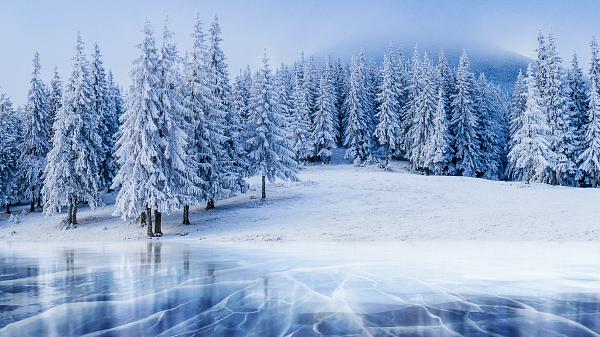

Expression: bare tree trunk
xmin=154 ymin=210 xmax=162 ymax=237
xmin=262 ymin=175 xmax=266 ymax=200
xmin=37 ymin=191 xmax=41 ymax=208
xmin=182 ymin=204 xmax=190 ymax=225
xmin=146 ymin=207 xmax=153 ymax=237
xmin=140 ymin=211 xmax=147 ymax=227
xmin=6 ymin=203 xmax=10 ymax=214
xmin=30 ymin=187 xmax=35 ymax=212
xmin=206 ymin=198 xmax=215 ymax=210
xmin=71 ymin=197 xmax=77 ymax=227
xmin=67 ymin=198 xmax=72 ymax=226
xmin=385 ymin=143 xmax=390 ymax=168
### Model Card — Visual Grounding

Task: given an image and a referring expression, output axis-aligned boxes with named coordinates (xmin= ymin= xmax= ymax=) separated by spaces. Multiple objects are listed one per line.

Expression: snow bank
xmin=1 ymin=159 xmax=600 ymax=242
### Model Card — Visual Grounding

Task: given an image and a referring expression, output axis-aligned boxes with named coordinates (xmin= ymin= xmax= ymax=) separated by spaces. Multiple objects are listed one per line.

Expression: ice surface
xmin=2 ymin=242 xmax=600 ymax=336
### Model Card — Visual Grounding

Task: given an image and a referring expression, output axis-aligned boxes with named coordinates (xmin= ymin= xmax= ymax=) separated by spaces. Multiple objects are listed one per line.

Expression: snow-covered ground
xmin=2 ymin=153 xmax=600 ymax=242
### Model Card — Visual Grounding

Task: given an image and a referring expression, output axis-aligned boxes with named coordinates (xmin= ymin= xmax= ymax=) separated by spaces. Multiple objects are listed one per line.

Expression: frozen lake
xmin=1 ymin=241 xmax=600 ymax=336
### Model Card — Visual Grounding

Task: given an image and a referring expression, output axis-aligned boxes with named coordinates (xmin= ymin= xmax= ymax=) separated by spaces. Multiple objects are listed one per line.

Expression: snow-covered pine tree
xmin=566 ymin=53 xmax=588 ymax=179
xmin=508 ymin=64 xmax=555 ymax=184
xmin=344 ymin=50 xmax=372 ymax=165
xmin=246 ymin=50 xmax=297 ymax=199
xmin=333 ymin=59 xmax=349 ymax=146
xmin=275 ymin=63 xmax=293 ymax=125
xmin=577 ymin=77 xmax=600 ymax=186
xmin=207 ymin=16 xmax=247 ymax=198
xmin=374 ymin=46 xmax=402 ymax=168
xmin=91 ymin=43 xmax=118 ymax=191
xmin=150 ymin=20 xmax=199 ymax=235
xmin=407 ymin=52 xmax=437 ymax=172
xmin=19 ymin=52 xmax=51 ymax=211
xmin=590 ymin=37 xmax=600 ymax=90
xmin=0 ymin=93 xmax=22 ymax=214
xmin=507 ymin=69 xmax=527 ymax=180
xmin=48 ymin=66 xmax=63 ymax=142
xmin=536 ymin=32 xmax=576 ymax=185
xmin=42 ymin=34 xmax=102 ymax=228
xmin=180 ymin=16 xmax=216 ymax=225
xmin=365 ymin=60 xmax=381 ymax=144
xmin=288 ymin=70 xmax=312 ymax=162
xmin=311 ymin=56 xmax=337 ymax=163
xmin=233 ymin=66 xmax=253 ymax=126
xmin=393 ymin=51 xmax=410 ymax=158
xmin=476 ymin=73 xmax=503 ymax=179
xmin=437 ymin=49 xmax=454 ymax=118
xmin=424 ymin=85 xmax=452 ymax=175
xmin=304 ymin=55 xmax=319 ymax=125
xmin=107 ymin=70 xmax=124 ymax=146
xmin=401 ymin=46 xmax=421 ymax=154
xmin=436 ymin=49 xmax=455 ymax=171
xmin=112 ymin=22 xmax=164 ymax=236
xmin=450 ymin=50 xmax=482 ymax=177
xmin=489 ymin=84 xmax=511 ymax=179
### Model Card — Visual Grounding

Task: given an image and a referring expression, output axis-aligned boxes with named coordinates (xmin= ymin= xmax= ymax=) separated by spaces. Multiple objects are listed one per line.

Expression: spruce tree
xmin=180 ymin=16 xmax=216 ymax=225
xmin=577 ymin=77 xmax=600 ymax=186
xmin=91 ymin=44 xmax=118 ymax=191
xmin=20 ymin=52 xmax=51 ymax=211
xmin=48 ymin=66 xmax=63 ymax=142
xmin=207 ymin=16 xmax=247 ymax=199
xmin=233 ymin=66 xmax=253 ymax=125
xmin=245 ymin=50 xmax=297 ymax=199
xmin=149 ymin=21 xmax=198 ymax=235
xmin=407 ymin=52 xmax=437 ymax=172
xmin=333 ymin=59 xmax=349 ymax=146
xmin=508 ymin=65 xmax=555 ymax=184
xmin=344 ymin=50 xmax=372 ymax=165
xmin=311 ymin=56 xmax=337 ymax=163
xmin=590 ymin=37 xmax=600 ymax=89
xmin=507 ymin=69 xmax=527 ymax=180
xmin=374 ymin=47 xmax=401 ymax=168
xmin=401 ymin=46 xmax=421 ymax=154
xmin=566 ymin=53 xmax=588 ymax=179
xmin=112 ymin=22 xmax=163 ymax=236
xmin=288 ymin=71 xmax=311 ymax=162
xmin=304 ymin=55 xmax=319 ymax=124
xmin=476 ymin=73 xmax=502 ymax=179
xmin=42 ymin=34 xmax=102 ymax=228
xmin=425 ymin=86 xmax=452 ymax=175
xmin=0 ymin=94 xmax=21 ymax=214
xmin=450 ymin=50 xmax=482 ymax=177
xmin=536 ymin=32 xmax=576 ymax=185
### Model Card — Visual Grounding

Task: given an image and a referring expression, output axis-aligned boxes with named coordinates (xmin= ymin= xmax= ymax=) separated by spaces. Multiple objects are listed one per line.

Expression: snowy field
xmin=1 ymin=153 xmax=600 ymax=243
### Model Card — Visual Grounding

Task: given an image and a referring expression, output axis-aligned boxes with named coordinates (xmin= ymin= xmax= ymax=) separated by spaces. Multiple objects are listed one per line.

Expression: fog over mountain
xmin=315 ymin=38 xmax=532 ymax=91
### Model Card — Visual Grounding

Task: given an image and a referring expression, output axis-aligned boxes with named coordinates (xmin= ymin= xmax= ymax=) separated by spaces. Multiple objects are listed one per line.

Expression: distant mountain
xmin=315 ymin=39 xmax=532 ymax=93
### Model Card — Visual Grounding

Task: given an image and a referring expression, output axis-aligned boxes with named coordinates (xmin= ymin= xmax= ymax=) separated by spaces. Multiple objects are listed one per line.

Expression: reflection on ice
xmin=1 ymin=242 xmax=600 ymax=336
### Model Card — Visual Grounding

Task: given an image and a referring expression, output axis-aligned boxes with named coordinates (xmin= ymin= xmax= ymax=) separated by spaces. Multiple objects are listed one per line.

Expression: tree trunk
xmin=67 ymin=198 xmax=72 ymax=226
xmin=6 ymin=203 xmax=10 ymax=215
xmin=141 ymin=211 xmax=153 ymax=237
xmin=182 ymin=204 xmax=190 ymax=225
xmin=146 ymin=207 xmax=153 ymax=237
xmin=262 ymin=175 xmax=266 ymax=200
xmin=154 ymin=210 xmax=162 ymax=237
xmin=37 ymin=191 xmax=42 ymax=208
xmin=30 ymin=187 xmax=35 ymax=212
xmin=71 ymin=197 xmax=77 ymax=227
xmin=385 ymin=143 xmax=390 ymax=168
xmin=206 ymin=198 xmax=215 ymax=210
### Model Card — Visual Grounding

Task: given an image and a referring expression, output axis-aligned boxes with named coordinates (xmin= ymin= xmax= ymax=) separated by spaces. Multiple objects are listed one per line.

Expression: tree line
xmin=0 ymin=18 xmax=598 ymax=236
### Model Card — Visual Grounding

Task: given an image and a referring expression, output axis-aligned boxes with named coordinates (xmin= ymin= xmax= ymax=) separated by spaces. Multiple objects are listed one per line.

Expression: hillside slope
xmin=1 ymin=155 xmax=599 ymax=242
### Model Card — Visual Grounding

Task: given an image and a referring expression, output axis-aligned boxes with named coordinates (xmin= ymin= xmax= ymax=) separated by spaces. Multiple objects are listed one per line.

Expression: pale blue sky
xmin=1 ymin=0 xmax=599 ymax=104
